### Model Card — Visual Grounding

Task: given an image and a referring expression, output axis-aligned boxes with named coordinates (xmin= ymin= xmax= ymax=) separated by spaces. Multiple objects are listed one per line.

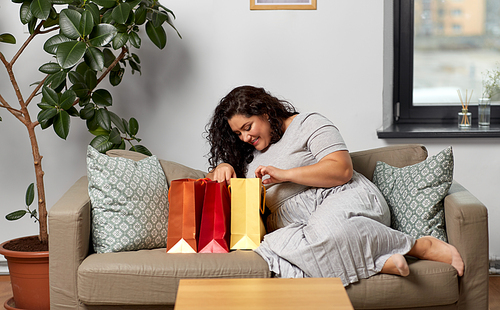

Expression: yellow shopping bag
xmin=229 ymin=178 xmax=266 ymax=250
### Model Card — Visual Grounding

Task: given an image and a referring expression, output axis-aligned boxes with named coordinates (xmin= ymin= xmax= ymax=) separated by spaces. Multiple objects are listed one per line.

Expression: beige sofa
xmin=48 ymin=144 xmax=489 ymax=309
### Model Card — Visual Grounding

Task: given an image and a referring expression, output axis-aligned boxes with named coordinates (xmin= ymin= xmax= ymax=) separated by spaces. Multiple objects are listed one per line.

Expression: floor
xmin=1 ymin=275 xmax=500 ymax=309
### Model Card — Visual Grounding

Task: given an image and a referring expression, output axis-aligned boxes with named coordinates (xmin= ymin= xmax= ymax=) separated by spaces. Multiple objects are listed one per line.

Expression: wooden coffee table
xmin=174 ymin=277 xmax=353 ymax=310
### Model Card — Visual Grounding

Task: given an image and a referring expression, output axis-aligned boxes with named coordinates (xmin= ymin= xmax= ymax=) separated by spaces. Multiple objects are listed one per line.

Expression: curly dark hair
xmin=205 ymin=85 xmax=298 ymax=177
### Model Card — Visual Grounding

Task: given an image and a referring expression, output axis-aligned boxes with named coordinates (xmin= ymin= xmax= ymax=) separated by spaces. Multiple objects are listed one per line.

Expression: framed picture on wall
xmin=250 ymin=0 xmax=317 ymax=10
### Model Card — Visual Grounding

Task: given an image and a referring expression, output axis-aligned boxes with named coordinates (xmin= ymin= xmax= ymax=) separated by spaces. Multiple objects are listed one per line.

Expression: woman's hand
xmin=254 ymin=165 xmax=289 ymax=185
xmin=206 ymin=163 xmax=237 ymax=183
xmin=254 ymin=150 xmax=353 ymax=188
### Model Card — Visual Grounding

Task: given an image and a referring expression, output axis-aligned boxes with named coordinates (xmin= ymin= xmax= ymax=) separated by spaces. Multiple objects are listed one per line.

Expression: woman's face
xmin=228 ymin=114 xmax=272 ymax=151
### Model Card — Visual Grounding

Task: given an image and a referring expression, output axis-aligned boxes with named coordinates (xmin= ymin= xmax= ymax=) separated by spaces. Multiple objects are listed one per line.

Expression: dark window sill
xmin=377 ymin=123 xmax=500 ymax=138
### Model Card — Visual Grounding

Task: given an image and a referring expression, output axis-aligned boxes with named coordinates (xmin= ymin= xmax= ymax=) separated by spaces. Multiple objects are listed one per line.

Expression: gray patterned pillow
xmin=372 ymin=146 xmax=453 ymax=242
xmin=87 ymin=146 xmax=169 ymax=253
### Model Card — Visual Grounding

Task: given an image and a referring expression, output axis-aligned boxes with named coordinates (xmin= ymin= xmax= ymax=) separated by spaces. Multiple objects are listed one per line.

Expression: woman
xmin=206 ymin=85 xmax=464 ymax=286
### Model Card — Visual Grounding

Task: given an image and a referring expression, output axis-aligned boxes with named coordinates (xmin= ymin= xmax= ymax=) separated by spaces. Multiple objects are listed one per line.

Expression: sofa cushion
xmin=87 ymin=146 xmax=169 ymax=253
xmin=77 ymin=249 xmax=271 ymax=305
xmin=372 ymin=147 xmax=453 ymax=242
xmin=346 ymin=258 xmax=459 ymax=309
xmin=350 ymin=144 xmax=428 ymax=181
xmin=106 ymin=149 xmax=206 ymax=186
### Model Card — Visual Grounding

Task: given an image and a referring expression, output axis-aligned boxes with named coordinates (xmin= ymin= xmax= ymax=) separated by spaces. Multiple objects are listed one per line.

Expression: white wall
xmin=1 ymin=0 xmax=498 ymax=263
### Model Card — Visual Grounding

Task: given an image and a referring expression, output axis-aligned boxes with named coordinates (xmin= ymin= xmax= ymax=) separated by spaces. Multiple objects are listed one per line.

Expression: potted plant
xmin=479 ymin=66 xmax=499 ymax=126
xmin=0 ymin=0 xmax=180 ymax=308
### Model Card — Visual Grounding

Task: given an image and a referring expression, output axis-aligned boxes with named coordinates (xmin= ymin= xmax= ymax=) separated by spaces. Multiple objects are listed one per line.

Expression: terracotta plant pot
xmin=0 ymin=236 xmax=49 ymax=310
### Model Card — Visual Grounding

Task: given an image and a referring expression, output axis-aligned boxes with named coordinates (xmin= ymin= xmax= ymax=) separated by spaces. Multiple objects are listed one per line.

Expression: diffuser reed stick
xmin=457 ymin=89 xmax=472 ymax=126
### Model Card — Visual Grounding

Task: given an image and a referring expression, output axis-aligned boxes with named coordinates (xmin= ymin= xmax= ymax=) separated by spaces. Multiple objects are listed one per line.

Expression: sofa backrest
xmin=350 ymin=144 xmax=428 ymax=181
xmin=107 ymin=144 xmax=428 ymax=185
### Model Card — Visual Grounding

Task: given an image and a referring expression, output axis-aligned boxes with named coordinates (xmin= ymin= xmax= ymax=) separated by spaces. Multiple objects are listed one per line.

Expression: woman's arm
xmin=254 ymin=150 xmax=353 ymax=188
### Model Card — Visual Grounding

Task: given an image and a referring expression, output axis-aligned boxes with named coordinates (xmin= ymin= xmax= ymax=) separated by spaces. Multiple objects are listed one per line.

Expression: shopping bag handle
xmin=228 ymin=183 xmax=266 ymax=214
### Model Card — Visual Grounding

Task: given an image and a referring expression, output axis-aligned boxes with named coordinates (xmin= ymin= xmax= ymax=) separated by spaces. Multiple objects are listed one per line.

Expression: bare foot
xmin=381 ymin=253 xmax=410 ymax=276
xmin=409 ymin=236 xmax=464 ymax=276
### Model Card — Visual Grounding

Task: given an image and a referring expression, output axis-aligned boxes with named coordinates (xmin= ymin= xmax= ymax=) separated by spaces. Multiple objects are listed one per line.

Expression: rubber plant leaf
xmin=84 ymin=47 xmax=105 ymax=71
xmin=43 ymin=34 xmax=72 ymax=55
xmin=56 ymin=41 xmax=87 ymax=69
xmin=25 ymin=183 xmax=35 ymax=206
xmin=96 ymin=108 xmax=111 ymax=132
xmin=6 ymin=210 xmax=27 ymax=221
xmin=108 ymin=111 xmax=127 ymax=133
xmin=130 ymin=145 xmax=152 ymax=156
xmin=59 ymin=89 xmax=77 ymax=110
xmin=128 ymin=117 xmax=139 ymax=136
xmin=0 ymin=33 xmax=16 ymax=44
xmin=89 ymin=24 xmax=118 ymax=47
xmin=146 ymin=21 xmax=166 ymax=49
xmin=92 ymin=89 xmax=112 ymax=107
xmin=109 ymin=127 xmax=122 ymax=144
xmin=85 ymin=3 xmax=100 ymax=26
xmin=20 ymin=2 xmax=33 ymax=25
xmin=129 ymin=32 xmax=141 ymax=48
xmin=37 ymin=108 xmax=58 ymax=129
xmin=59 ymin=9 xmax=82 ymax=40
xmin=90 ymin=135 xmax=114 ymax=153
xmin=39 ymin=62 xmax=62 ymax=74
xmin=112 ymin=2 xmax=131 ymax=25
xmin=42 ymin=86 xmax=59 ymax=106
xmin=79 ymin=10 xmax=94 ymax=37
xmin=53 ymin=110 xmax=71 ymax=139
xmin=30 ymin=0 xmax=51 ymax=21
xmin=112 ymin=32 xmax=129 ymax=49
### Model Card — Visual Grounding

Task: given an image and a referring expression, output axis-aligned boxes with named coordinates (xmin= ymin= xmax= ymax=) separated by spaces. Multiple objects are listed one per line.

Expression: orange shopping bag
xmin=229 ymin=178 xmax=267 ymax=250
xmin=166 ymin=178 xmax=208 ymax=253
xmin=198 ymin=180 xmax=231 ymax=253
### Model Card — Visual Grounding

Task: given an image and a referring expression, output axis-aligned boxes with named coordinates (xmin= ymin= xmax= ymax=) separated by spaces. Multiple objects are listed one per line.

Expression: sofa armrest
xmin=49 ymin=176 xmax=91 ymax=310
xmin=444 ymin=181 xmax=489 ymax=310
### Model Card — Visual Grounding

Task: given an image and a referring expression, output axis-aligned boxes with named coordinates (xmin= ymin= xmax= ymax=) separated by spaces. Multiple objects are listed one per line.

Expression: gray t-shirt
xmin=245 ymin=112 xmax=348 ymax=210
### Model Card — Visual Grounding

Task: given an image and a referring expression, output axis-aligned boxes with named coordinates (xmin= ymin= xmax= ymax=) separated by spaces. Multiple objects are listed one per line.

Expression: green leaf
xmin=37 ymin=107 xmax=57 ymax=128
xmin=91 ymin=0 xmax=116 ymax=9
xmin=126 ymin=0 xmax=142 ymax=8
xmin=112 ymin=2 xmax=131 ymax=25
xmin=129 ymin=32 xmax=141 ymax=48
xmin=59 ymin=9 xmax=82 ymax=39
xmin=109 ymin=111 xmax=126 ymax=133
xmin=84 ymin=69 xmax=97 ymax=90
xmin=89 ymin=24 xmax=117 ymax=47
xmin=165 ymin=12 xmax=182 ymax=39
xmin=60 ymin=89 xmax=77 ymax=110
xmin=6 ymin=210 xmax=27 ymax=221
xmin=109 ymin=127 xmax=122 ymax=144
xmin=96 ymin=109 xmax=111 ymax=131
xmin=84 ymin=47 xmax=104 ymax=71
xmin=38 ymin=102 xmax=54 ymax=110
xmin=68 ymin=71 xmax=84 ymax=84
xmin=54 ymin=110 xmax=71 ymax=139
xmin=129 ymin=145 xmax=152 ymax=156
xmin=0 ymin=33 xmax=16 ymax=44
xmin=43 ymin=34 xmax=72 ymax=55
xmin=85 ymin=3 xmax=100 ymax=26
xmin=112 ymin=32 xmax=128 ymax=49
xmin=92 ymin=89 xmax=112 ymax=107
xmin=89 ymin=126 xmax=109 ymax=136
xmin=146 ymin=21 xmax=166 ymax=50
xmin=134 ymin=5 xmax=147 ymax=25
xmin=56 ymin=41 xmax=87 ymax=69
xmin=20 ymin=1 xmax=33 ymax=25
xmin=80 ymin=104 xmax=95 ymax=120
xmin=39 ymin=62 xmax=62 ymax=74
xmin=44 ymin=71 xmax=67 ymax=89
xmin=25 ymin=183 xmax=35 ymax=206
xmin=103 ymin=48 xmax=116 ymax=67
xmin=30 ymin=0 xmax=51 ymax=20
xmin=70 ymin=82 xmax=90 ymax=99
xmin=128 ymin=117 xmax=138 ymax=136
xmin=79 ymin=10 xmax=94 ymax=37
xmin=42 ymin=86 xmax=58 ymax=106
xmin=151 ymin=10 xmax=168 ymax=28
xmin=129 ymin=59 xmax=141 ymax=74
xmin=109 ymin=67 xmax=124 ymax=86
xmin=28 ymin=17 xmax=37 ymax=35
xmin=90 ymin=135 xmax=114 ymax=153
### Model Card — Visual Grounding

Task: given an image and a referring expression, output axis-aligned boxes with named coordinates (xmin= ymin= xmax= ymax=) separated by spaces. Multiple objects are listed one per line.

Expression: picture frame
xmin=250 ymin=0 xmax=317 ymax=10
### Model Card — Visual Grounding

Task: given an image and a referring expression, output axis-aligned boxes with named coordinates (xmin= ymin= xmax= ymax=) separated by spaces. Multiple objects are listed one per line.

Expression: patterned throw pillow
xmin=372 ymin=146 xmax=453 ymax=242
xmin=87 ymin=146 xmax=169 ymax=254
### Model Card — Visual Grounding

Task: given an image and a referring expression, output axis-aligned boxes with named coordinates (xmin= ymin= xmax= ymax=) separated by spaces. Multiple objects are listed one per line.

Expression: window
xmin=393 ymin=0 xmax=500 ymax=124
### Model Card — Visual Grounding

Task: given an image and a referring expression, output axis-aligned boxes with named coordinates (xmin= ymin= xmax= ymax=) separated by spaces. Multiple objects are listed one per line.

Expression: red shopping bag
xmin=166 ymin=178 xmax=208 ymax=253
xmin=198 ymin=180 xmax=231 ymax=253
